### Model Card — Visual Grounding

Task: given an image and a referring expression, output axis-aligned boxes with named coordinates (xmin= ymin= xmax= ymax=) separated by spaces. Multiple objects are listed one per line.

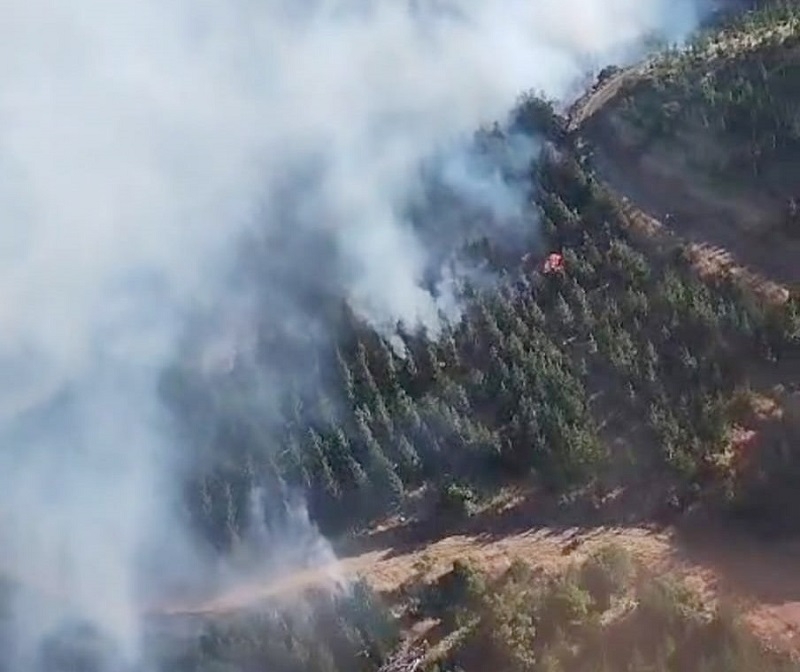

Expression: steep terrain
xmin=150 ymin=7 xmax=800 ymax=668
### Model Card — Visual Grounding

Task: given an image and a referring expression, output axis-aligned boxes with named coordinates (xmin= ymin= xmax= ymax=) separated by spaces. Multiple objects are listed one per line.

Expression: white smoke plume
xmin=0 ymin=0 xmax=709 ymax=668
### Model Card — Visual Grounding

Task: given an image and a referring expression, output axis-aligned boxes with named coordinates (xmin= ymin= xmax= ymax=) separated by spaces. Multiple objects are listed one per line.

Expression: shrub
xmin=579 ymin=544 xmax=635 ymax=611
xmin=436 ymin=482 xmax=478 ymax=518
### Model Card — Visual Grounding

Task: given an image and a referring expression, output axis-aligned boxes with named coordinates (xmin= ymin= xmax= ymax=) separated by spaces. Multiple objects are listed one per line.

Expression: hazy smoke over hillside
xmin=0 ymin=0 xmax=708 ymax=668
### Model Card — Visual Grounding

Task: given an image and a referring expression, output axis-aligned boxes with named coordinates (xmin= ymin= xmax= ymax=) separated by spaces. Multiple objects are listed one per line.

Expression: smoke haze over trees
xmin=0 ymin=0 xmax=721 ymax=670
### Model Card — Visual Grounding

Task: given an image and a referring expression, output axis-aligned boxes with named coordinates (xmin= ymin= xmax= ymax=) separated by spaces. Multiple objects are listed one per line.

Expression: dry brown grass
xmin=154 ymin=489 xmax=800 ymax=659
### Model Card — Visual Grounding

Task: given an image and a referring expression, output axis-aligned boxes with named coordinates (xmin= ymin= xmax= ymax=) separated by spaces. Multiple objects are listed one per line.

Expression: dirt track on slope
xmin=155 ymin=494 xmax=800 ymax=659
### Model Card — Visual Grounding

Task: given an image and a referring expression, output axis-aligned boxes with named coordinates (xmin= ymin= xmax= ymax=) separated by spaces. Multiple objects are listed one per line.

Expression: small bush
xmin=436 ymin=482 xmax=478 ymax=518
xmin=638 ymin=575 xmax=705 ymax=635
xmin=579 ymin=544 xmax=635 ymax=611
xmin=539 ymin=577 xmax=594 ymax=642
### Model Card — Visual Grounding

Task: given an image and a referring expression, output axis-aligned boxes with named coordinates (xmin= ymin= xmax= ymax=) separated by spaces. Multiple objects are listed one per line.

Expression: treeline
xmin=409 ymin=545 xmax=797 ymax=672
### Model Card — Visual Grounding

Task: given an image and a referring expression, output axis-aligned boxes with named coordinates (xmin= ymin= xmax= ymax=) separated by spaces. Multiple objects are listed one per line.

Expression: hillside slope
xmin=157 ymin=487 xmax=800 ymax=659
xmin=8 ymin=7 xmax=800 ymax=672
xmin=160 ymin=6 xmax=800 ymax=664
xmin=573 ymin=7 xmax=800 ymax=291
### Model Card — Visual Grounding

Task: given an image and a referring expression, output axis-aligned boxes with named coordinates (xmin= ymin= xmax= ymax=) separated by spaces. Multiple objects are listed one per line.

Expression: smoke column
xmin=0 ymin=0 xmax=709 ymax=668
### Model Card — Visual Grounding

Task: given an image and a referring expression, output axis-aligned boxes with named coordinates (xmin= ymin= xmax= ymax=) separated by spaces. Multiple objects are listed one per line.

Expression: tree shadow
xmin=671 ymin=511 xmax=800 ymax=607
xmin=343 ymin=471 xmax=681 ymax=565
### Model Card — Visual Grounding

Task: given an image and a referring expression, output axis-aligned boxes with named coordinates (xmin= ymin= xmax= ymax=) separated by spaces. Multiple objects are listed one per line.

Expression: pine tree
xmin=354 ymin=341 xmax=380 ymax=409
xmin=278 ymin=431 xmax=312 ymax=490
xmin=555 ymin=291 xmax=575 ymax=332
xmin=307 ymin=428 xmax=340 ymax=501
xmin=355 ymin=409 xmax=404 ymax=506
xmin=338 ymin=349 xmax=356 ymax=402
xmin=394 ymin=434 xmax=422 ymax=482
xmin=327 ymin=427 xmax=368 ymax=492
xmin=373 ymin=336 xmax=399 ymax=393
xmin=372 ymin=394 xmax=395 ymax=444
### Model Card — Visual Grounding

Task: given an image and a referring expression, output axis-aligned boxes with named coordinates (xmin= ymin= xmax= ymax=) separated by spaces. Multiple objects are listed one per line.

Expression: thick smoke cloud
xmin=0 ymin=0 xmax=708 ymax=668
